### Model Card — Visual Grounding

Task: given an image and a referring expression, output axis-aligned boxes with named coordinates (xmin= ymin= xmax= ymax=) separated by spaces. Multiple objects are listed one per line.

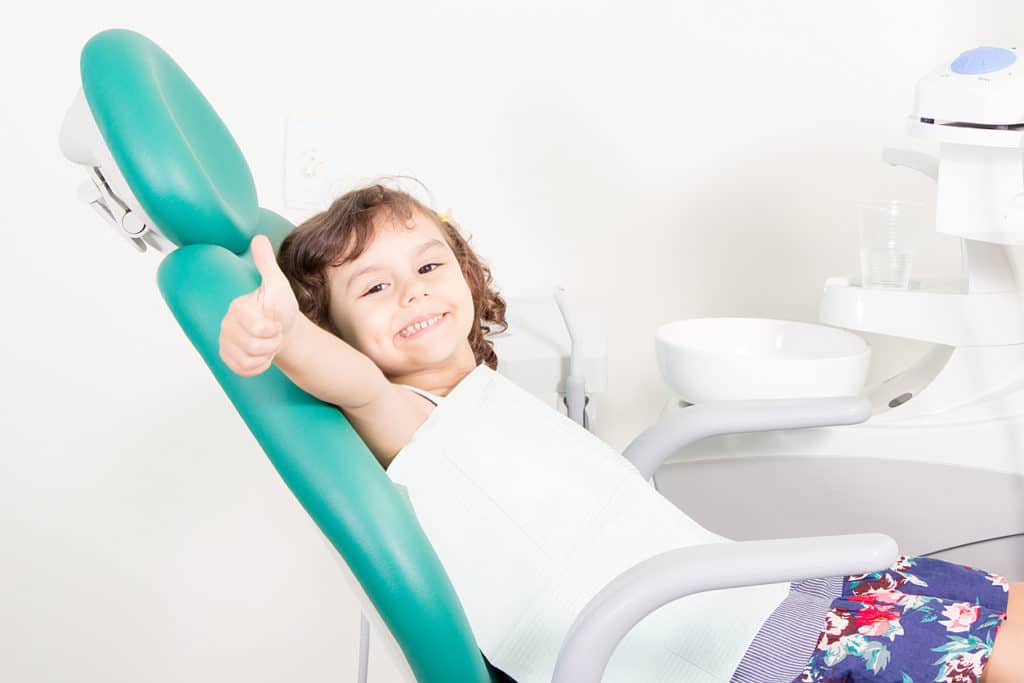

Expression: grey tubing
xmin=551 ymin=532 xmax=899 ymax=683
xmin=623 ymin=397 xmax=872 ymax=480
xmin=358 ymin=613 xmax=369 ymax=683
xmin=565 ymin=375 xmax=587 ymax=429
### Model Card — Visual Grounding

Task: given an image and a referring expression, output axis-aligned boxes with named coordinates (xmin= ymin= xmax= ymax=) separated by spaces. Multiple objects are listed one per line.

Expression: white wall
xmin=4 ymin=1 xmax=1021 ymax=681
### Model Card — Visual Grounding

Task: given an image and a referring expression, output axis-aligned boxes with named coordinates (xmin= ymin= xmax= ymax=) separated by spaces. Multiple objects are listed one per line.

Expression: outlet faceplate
xmin=285 ymin=116 xmax=340 ymax=210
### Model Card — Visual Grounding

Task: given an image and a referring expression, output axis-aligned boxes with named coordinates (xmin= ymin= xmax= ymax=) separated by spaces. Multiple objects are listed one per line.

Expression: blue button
xmin=951 ymin=47 xmax=1016 ymax=75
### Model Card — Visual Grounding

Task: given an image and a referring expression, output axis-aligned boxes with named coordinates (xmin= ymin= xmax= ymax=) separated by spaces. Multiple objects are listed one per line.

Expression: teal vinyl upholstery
xmin=78 ymin=28 xmax=494 ymax=683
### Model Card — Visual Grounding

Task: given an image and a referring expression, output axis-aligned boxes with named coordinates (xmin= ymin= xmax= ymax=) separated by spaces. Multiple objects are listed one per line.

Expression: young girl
xmin=218 ymin=183 xmax=1024 ymax=682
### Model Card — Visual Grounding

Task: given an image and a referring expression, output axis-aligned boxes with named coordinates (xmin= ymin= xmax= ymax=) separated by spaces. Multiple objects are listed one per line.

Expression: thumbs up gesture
xmin=219 ymin=234 xmax=300 ymax=377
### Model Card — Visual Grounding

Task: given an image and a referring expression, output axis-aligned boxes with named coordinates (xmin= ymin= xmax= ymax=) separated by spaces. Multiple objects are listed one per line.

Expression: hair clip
xmin=436 ymin=211 xmax=451 ymax=225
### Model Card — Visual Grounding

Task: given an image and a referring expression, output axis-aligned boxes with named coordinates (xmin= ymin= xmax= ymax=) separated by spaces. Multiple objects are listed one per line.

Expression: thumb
xmin=251 ymin=235 xmax=286 ymax=317
xmin=251 ymin=234 xmax=283 ymax=283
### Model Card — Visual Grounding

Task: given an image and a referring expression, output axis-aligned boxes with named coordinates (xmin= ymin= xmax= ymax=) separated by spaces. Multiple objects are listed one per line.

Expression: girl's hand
xmin=219 ymin=234 xmax=299 ymax=377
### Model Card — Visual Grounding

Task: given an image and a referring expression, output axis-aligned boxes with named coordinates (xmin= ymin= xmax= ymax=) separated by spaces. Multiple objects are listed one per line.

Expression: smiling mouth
xmin=397 ymin=313 xmax=448 ymax=340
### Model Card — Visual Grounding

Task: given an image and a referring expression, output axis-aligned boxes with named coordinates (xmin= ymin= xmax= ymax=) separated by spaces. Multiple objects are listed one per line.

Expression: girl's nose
xmin=404 ymin=282 xmax=429 ymax=304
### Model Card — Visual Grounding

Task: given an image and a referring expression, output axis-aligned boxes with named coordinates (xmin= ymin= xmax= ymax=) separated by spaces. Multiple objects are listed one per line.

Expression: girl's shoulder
xmin=341 ymin=382 xmax=436 ymax=470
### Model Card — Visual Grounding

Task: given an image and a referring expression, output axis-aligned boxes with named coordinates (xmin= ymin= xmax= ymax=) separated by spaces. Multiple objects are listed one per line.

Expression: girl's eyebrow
xmin=346 ymin=239 xmax=447 ymax=289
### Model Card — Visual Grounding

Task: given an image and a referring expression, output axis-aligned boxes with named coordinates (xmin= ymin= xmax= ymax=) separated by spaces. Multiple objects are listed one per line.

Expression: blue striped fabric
xmin=730 ymin=576 xmax=843 ymax=683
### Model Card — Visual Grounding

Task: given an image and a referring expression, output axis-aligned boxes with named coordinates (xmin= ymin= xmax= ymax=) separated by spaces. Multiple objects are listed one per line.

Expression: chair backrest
xmin=64 ymin=28 xmax=494 ymax=683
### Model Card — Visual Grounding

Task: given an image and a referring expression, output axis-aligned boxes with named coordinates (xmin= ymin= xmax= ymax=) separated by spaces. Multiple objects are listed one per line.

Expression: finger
xmin=241 ymin=314 xmax=281 ymax=339
xmin=239 ymin=333 xmax=283 ymax=358
xmin=230 ymin=297 xmax=281 ymax=338
xmin=251 ymin=356 xmax=275 ymax=376
xmin=239 ymin=353 xmax=275 ymax=376
xmin=251 ymin=236 xmax=294 ymax=323
xmin=251 ymin=234 xmax=283 ymax=285
xmin=222 ymin=340 xmax=271 ymax=376
xmin=219 ymin=342 xmax=247 ymax=375
xmin=218 ymin=338 xmax=237 ymax=371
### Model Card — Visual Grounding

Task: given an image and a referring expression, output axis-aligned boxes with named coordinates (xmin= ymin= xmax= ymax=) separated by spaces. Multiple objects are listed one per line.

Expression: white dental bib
xmin=387 ymin=365 xmax=788 ymax=682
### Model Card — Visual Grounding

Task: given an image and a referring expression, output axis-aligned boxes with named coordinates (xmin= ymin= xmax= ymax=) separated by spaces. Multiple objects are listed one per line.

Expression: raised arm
xmin=274 ymin=312 xmax=389 ymax=410
xmin=219 ymin=234 xmax=389 ymax=410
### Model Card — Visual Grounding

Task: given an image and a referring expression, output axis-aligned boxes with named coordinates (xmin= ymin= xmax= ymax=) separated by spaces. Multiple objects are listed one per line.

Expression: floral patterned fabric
xmin=794 ymin=555 xmax=1009 ymax=683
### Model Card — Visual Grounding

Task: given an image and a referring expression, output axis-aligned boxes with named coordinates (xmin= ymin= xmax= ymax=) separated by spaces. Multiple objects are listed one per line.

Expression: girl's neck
xmin=388 ymin=343 xmax=478 ymax=397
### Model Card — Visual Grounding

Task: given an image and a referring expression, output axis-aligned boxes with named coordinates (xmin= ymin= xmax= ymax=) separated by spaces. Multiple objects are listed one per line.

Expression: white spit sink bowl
xmin=655 ymin=317 xmax=871 ymax=403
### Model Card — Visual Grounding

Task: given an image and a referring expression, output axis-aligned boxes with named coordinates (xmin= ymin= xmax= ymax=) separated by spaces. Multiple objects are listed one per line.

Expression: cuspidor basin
xmin=655 ymin=317 xmax=871 ymax=403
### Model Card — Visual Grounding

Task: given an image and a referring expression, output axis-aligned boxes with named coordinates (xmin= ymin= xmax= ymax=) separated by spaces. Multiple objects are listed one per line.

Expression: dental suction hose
xmin=554 ymin=286 xmax=588 ymax=429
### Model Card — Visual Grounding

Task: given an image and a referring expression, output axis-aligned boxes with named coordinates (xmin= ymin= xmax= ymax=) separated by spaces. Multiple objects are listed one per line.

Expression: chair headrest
xmin=65 ymin=28 xmax=260 ymax=254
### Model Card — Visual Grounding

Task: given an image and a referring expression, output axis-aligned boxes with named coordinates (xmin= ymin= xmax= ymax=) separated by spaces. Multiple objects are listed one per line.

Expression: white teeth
xmin=400 ymin=314 xmax=443 ymax=338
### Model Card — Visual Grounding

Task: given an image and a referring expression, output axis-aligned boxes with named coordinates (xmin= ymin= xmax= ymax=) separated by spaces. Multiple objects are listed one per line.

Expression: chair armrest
xmin=551 ymin=532 xmax=898 ymax=683
xmin=622 ymin=397 xmax=871 ymax=479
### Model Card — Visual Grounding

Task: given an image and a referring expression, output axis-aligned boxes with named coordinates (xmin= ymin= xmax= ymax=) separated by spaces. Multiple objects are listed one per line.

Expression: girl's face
xmin=326 ymin=210 xmax=475 ymax=377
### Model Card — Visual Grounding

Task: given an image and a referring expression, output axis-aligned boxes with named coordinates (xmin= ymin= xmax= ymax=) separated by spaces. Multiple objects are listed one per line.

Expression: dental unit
xmin=654 ymin=46 xmax=1024 ymax=582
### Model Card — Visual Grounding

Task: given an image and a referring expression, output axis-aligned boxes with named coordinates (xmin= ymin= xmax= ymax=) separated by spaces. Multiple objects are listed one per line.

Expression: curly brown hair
xmin=276 ymin=182 xmax=507 ymax=370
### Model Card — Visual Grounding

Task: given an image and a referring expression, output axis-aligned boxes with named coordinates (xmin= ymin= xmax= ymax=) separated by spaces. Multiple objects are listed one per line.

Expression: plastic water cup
xmin=858 ymin=200 xmax=921 ymax=289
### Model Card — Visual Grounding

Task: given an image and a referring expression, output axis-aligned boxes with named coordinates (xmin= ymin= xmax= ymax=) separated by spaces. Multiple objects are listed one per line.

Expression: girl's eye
xmin=363 ymin=264 xmax=441 ymax=296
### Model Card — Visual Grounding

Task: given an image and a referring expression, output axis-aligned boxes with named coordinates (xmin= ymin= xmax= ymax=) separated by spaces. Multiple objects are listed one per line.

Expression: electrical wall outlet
xmin=284 ymin=116 xmax=340 ymax=210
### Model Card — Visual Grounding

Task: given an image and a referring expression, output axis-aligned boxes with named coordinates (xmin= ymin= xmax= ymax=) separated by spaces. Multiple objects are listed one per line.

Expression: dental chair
xmin=60 ymin=28 xmax=900 ymax=683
